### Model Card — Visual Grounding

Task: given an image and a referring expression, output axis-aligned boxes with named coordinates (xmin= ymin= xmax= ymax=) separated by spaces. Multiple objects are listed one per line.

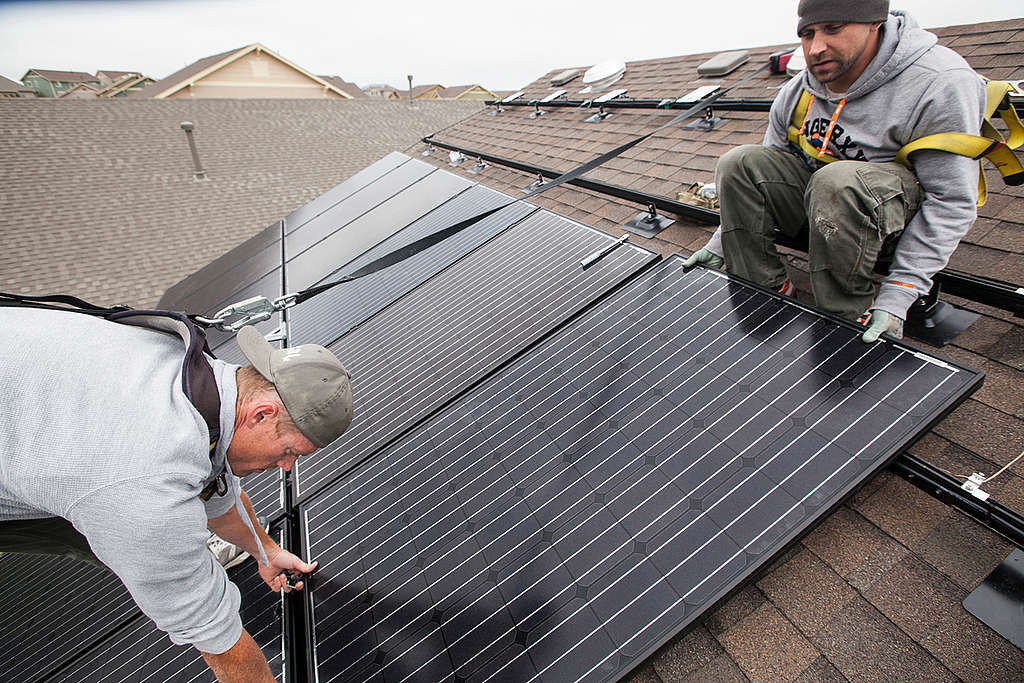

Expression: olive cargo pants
xmin=715 ymin=145 xmax=924 ymax=320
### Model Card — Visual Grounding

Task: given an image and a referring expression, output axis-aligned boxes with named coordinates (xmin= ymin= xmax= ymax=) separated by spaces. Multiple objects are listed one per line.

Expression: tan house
xmin=58 ymin=83 xmax=100 ymax=99
xmin=97 ymin=74 xmax=155 ymax=98
xmin=96 ymin=70 xmax=141 ymax=87
xmin=130 ymin=43 xmax=354 ymax=99
xmin=439 ymin=84 xmax=497 ymax=100
xmin=411 ymin=83 xmax=445 ymax=99
xmin=363 ymin=83 xmax=401 ymax=99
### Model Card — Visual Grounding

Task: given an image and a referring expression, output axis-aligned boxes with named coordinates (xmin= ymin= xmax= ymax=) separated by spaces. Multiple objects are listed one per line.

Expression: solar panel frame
xmin=45 ymin=525 xmax=290 ymax=683
xmin=291 ymin=211 xmax=659 ymax=504
xmin=297 ymin=258 xmax=982 ymax=683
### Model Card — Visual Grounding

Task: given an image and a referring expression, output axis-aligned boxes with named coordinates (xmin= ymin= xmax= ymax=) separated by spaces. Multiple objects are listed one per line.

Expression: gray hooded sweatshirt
xmin=710 ymin=11 xmax=985 ymax=319
xmin=1 ymin=307 xmax=252 ymax=654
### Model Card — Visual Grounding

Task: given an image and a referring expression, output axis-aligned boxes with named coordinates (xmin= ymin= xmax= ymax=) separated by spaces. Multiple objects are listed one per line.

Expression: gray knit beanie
xmin=797 ymin=0 xmax=889 ymax=34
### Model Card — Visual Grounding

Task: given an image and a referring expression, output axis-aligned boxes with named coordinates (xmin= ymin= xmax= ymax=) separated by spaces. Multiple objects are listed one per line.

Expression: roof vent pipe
xmin=179 ymin=121 xmax=206 ymax=180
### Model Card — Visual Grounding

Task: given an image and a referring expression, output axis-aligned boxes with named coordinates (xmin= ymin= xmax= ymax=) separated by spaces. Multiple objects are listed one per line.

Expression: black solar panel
xmin=46 ymin=526 xmax=289 ymax=683
xmin=285 ymin=168 xmax=474 ymax=294
xmin=292 ymin=211 xmax=658 ymax=503
xmin=158 ymin=221 xmax=282 ymax=315
xmin=288 ymin=184 xmax=538 ymax=347
xmin=285 ymin=158 xmax=437 ymax=265
xmin=284 ymin=151 xmax=412 ymax=234
xmin=0 ymin=554 xmax=138 ymax=683
xmin=298 ymin=258 xmax=982 ymax=683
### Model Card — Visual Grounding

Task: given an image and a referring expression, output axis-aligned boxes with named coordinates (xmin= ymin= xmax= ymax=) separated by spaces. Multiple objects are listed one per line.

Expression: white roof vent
xmin=697 ymin=50 xmax=749 ymax=77
xmin=583 ymin=60 xmax=626 ymax=91
xmin=551 ymin=69 xmax=581 ymax=86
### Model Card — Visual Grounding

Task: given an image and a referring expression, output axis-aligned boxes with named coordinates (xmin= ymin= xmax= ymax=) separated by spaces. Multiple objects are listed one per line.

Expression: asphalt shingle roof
xmin=0 ymin=98 xmax=482 ymax=306
xmin=412 ymin=16 xmax=1024 ymax=682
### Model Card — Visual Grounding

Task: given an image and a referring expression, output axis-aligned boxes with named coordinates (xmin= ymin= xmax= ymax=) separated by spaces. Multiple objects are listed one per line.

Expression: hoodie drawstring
xmin=817 ymin=98 xmax=847 ymax=158
xmin=799 ymin=93 xmax=848 ymax=159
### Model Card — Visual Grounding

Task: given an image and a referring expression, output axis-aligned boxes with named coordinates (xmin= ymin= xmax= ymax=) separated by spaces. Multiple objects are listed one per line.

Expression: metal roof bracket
xmin=622 ymin=203 xmax=675 ymax=238
xmin=684 ymin=107 xmax=722 ymax=130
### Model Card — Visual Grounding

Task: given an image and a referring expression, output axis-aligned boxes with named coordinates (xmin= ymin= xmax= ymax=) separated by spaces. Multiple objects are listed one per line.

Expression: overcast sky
xmin=1 ymin=0 xmax=1020 ymax=90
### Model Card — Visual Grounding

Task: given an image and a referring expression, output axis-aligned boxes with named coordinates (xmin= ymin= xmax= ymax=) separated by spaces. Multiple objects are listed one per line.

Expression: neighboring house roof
xmin=413 ymin=16 xmax=1024 ymax=682
xmin=319 ymin=75 xmax=366 ymax=99
xmin=0 ymin=99 xmax=482 ymax=307
xmin=439 ymin=84 xmax=498 ymax=99
xmin=411 ymin=83 xmax=444 ymax=99
xmin=0 ymin=74 xmax=33 ymax=95
xmin=96 ymin=75 xmax=155 ymax=98
xmin=129 ymin=43 xmax=351 ymax=99
xmin=21 ymin=68 xmax=99 ymax=83
xmin=96 ymin=70 xmax=139 ymax=81
xmin=57 ymin=83 xmax=100 ymax=98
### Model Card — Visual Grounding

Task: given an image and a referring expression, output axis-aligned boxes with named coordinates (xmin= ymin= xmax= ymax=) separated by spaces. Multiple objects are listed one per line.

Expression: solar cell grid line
xmin=46 ymin=527 xmax=289 ymax=683
xmin=299 ymin=259 xmax=981 ymax=683
xmin=0 ymin=553 xmax=139 ymax=683
xmin=284 ymin=158 xmax=442 ymax=265
xmin=292 ymin=211 xmax=658 ymax=501
xmin=285 ymin=171 xmax=477 ymax=294
xmin=284 ymin=151 xmax=412 ymax=234
xmin=287 ymin=184 xmax=539 ymax=348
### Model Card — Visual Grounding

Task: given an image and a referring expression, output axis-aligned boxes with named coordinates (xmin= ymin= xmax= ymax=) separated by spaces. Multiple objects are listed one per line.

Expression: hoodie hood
xmin=802 ymin=11 xmax=938 ymax=102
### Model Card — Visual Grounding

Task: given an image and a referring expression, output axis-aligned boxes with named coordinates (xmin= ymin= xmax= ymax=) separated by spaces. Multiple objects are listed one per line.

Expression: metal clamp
xmin=196 ymin=293 xmax=299 ymax=332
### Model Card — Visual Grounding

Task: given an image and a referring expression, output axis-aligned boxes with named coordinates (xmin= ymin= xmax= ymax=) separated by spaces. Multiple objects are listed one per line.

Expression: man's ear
xmin=247 ymin=401 xmax=280 ymax=427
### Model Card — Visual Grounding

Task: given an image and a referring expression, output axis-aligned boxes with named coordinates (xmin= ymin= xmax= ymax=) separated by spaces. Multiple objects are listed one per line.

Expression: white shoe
xmin=207 ymin=534 xmax=250 ymax=569
xmin=207 ymin=516 xmax=268 ymax=570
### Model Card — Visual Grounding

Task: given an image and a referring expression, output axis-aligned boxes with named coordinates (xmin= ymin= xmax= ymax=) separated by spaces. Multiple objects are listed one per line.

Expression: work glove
xmin=861 ymin=309 xmax=903 ymax=343
xmin=682 ymin=248 xmax=724 ymax=269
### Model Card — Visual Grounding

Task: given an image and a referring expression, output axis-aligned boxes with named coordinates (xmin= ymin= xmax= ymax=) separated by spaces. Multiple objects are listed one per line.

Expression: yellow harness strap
xmin=788 ymin=81 xmax=1024 ymax=207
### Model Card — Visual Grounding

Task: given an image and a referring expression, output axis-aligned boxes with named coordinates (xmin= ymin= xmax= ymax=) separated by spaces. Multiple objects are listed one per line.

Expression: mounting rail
xmin=425 ymin=136 xmax=1024 ymax=318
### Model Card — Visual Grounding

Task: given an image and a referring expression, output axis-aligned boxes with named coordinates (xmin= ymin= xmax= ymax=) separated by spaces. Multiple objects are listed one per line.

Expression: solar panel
xmin=0 ymin=553 xmax=138 ymax=683
xmin=298 ymin=258 xmax=981 ymax=683
xmin=288 ymin=184 xmax=538 ymax=347
xmin=47 ymin=526 xmax=289 ymax=682
xmin=285 ymin=158 xmax=438 ymax=264
xmin=285 ymin=168 xmax=475 ymax=294
xmin=157 ymin=221 xmax=282 ymax=315
xmin=292 ymin=211 xmax=658 ymax=503
xmin=285 ymin=152 xmax=412 ymax=234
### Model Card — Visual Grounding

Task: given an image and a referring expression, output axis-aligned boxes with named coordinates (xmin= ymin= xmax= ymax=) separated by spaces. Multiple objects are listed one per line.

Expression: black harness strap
xmin=1 ymin=293 xmax=221 ymax=453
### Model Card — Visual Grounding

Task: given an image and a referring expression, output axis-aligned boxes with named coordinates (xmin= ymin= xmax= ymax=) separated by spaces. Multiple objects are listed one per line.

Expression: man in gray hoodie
xmin=1 ymin=311 xmax=353 ymax=682
xmin=684 ymin=0 xmax=985 ymax=342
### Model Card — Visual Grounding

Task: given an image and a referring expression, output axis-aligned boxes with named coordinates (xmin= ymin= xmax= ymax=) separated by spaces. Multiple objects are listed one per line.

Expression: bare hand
xmin=258 ymin=547 xmax=317 ymax=593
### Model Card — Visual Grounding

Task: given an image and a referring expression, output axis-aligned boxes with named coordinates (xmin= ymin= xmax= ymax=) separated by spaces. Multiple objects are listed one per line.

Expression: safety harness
xmin=0 ymin=293 xmax=227 ymax=501
xmin=788 ymin=80 xmax=1024 ymax=206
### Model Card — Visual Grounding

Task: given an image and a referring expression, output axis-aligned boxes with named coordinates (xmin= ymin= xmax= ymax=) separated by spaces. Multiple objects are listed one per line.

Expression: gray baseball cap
xmin=236 ymin=325 xmax=354 ymax=448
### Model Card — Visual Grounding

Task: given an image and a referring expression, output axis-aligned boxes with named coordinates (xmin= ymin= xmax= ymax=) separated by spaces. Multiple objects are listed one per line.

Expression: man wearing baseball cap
xmin=685 ymin=1 xmax=985 ymax=343
xmin=0 ymin=308 xmax=352 ymax=682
